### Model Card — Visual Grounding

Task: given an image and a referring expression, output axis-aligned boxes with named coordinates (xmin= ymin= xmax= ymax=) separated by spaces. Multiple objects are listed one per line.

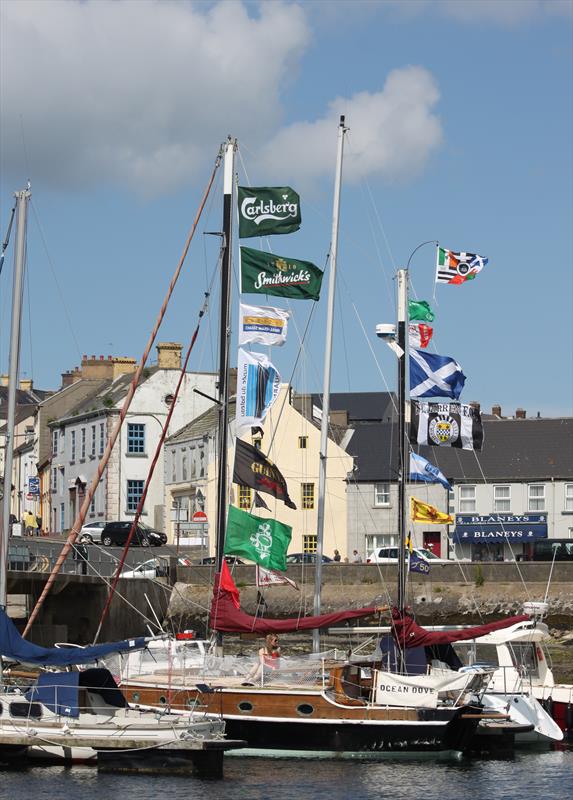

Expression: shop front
xmin=451 ymin=513 xmax=548 ymax=562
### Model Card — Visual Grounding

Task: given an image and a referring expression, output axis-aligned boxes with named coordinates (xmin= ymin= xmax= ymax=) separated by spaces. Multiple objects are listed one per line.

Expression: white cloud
xmin=0 ymin=0 xmax=310 ymax=195
xmin=256 ymin=67 xmax=443 ymax=188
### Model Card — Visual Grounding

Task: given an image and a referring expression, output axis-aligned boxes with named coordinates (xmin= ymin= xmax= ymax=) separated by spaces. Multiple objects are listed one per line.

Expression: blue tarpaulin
xmin=0 ymin=608 xmax=147 ymax=667
xmin=26 ymin=671 xmax=81 ymax=717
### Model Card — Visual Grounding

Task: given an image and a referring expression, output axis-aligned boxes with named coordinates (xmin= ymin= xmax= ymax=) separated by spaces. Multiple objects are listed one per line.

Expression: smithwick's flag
xmin=408 ymin=299 xmax=435 ymax=322
xmin=236 ymin=348 xmax=281 ymax=433
xmin=410 ymin=400 xmax=484 ymax=451
xmin=238 ymin=186 xmax=301 ymax=239
xmin=436 ymin=246 xmax=488 ymax=285
xmin=410 ymin=348 xmax=466 ymax=400
xmin=238 ymin=303 xmax=289 ymax=348
xmin=256 ymin=565 xmax=299 ymax=590
xmin=409 ymin=452 xmax=451 ymax=490
xmin=224 ymin=505 xmax=292 ymax=571
xmin=409 ymin=552 xmax=430 ymax=575
xmin=233 ymin=438 xmax=297 ymax=510
xmin=411 ymin=497 xmax=453 ymax=525
xmin=240 ymin=246 xmax=323 ymax=301
xmin=408 ymin=323 xmax=433 ymax=350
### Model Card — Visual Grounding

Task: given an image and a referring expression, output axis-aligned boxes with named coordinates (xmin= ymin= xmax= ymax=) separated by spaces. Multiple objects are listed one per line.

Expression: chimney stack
xmin=1 ymin=374 xmax=9 ymax=387
xmin=156 ymin=342 xmax=182 ymax=370
xmin=492 ymin=404 xmax=502 ymax=417
xmin=515 ymin=408 xmax=527 ymax=419
xmin=19 ymin=378 xmax=33 ymax=392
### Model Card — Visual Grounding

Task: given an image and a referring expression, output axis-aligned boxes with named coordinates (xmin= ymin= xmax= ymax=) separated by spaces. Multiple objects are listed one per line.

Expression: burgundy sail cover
xmin=210 ymin=572 xmax=379 ymax=634
xmin=391 ymin=607 xmax=530 ymax=649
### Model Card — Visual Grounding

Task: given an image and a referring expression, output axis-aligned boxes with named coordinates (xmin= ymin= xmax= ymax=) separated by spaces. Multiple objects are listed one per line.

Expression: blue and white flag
xmin=236 ymin=348 xmax=281 ymax=433
xmin=409 ymin=453 xmax=451 ymax=490
xmin=409 ymin=552 xmax=430 ymax=575
xmin=410 ymin=348 xmax=466 ymax=400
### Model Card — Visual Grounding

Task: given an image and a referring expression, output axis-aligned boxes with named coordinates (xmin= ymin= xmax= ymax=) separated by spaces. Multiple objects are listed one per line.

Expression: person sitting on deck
xmin=242 ymin=633 xmax=281 ymax=686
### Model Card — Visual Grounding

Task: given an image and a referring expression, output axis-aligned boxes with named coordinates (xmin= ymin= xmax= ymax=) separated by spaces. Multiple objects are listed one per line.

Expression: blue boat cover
xmin=26 ymin=671 xmax=81 ymax=717
xmin=0 ymin=608 xmax=147 ymax=667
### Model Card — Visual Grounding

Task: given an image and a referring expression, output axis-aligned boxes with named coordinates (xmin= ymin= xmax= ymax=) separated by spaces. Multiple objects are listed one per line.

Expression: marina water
xmin=3 ymin=749 xmax=573 ymax=800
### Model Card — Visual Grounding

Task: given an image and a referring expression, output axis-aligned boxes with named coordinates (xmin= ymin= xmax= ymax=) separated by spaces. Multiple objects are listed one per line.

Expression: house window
xmin=60 ymin=503 xmax=65 ymax=531
xmin=52 ymin=430 xmax=58 ymax=456
xmin=238 ymin=485 xmax=252 ymax=510
xmin=80 ymin=428 xmax=86 ymax=459
xmin=71 ymin=430 xmax=76 ymax=461
xmin=303 ymin=534 xmax=318 ymax=553
xmin=51 ymin=467 xmax=57 ymax=493
xmin=90 ymin=489 xmax=96 ymax=515
xmin=448 ymin=488 xmax=455 ymax=514
xmin=127 ymin=480 xmax=144 ymax=513
xmin=171 ymin=450 xmax=177 ymax=483
xmin=298 ymin=436 xmax=308 ymax=449
xmin=91 ymin=425 xmax=96 ymax=457
xmin=565 ymin=484 xmax=573 ymax=512
xmin=528 ymin=484 xmax=546 ymax=512
xmin=301 ymin=483 xmax=315 ymax=510
xmin=99 ymin=423 xmax=105 ymax=456
xmin=59 ymin=467 xmax=64 ymax=494
xmin=374 ymin=483 xmax=390 ymax=507
xmin=127 ymin=423 xmax=145 ymax=454
xmin=459 ymin=485 xmax=476 ymax=512
xmin=181 ymin=449 xmax=188 ymax=481
xmin=494 ymin=485 xmax=511 ymax=513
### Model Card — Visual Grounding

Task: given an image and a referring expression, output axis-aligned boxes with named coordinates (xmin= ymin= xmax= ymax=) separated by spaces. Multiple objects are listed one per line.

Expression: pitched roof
xmin=347 ymin=417 xmax=573 ymax=482
xmin=311 ymin=391 xmax=397 ymax=424
xmin=166 ymin=399 xmax=237 ymax=444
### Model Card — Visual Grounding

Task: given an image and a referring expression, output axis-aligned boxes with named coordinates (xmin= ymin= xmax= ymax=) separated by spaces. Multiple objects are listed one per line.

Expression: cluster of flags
xmin=405 ymin=244 xmax=488 ymax=571
xmin=225 ymin=185 xmax=321 ymax=585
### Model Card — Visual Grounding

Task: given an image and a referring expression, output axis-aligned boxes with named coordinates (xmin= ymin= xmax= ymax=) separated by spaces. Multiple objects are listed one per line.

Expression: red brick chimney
xmin=515 ymin=408 xmax=526 ymax=419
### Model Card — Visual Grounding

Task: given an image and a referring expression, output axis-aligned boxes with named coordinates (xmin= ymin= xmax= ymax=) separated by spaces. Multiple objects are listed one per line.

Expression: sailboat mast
xmin=312 ymin=116 xmax=347 ymax=653
xmin=215 ymin=138 xmax=236 ymax=574
xmin=396 ymin=268 xmax=409 ymax=614
xmin=1 ymin=188 xmax=31 ymax=610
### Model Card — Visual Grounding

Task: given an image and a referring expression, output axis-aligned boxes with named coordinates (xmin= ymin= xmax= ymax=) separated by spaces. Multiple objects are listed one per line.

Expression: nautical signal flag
xmin=411 ymin=497 xmax=453 ymax=525
xmin=408 ymin=299 xmax=435 ymax=322
xmin=435 ymin=247 xmax=488 ymax=285
xmin=410 ymin=348 xmax=466 ymax=400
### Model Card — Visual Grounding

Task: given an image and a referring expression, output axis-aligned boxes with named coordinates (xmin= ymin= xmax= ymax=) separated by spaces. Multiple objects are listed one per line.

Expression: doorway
xmin=423 ymin=531 xmax=441 ymax=558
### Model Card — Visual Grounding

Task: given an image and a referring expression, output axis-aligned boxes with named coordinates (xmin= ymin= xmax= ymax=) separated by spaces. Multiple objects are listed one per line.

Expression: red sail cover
xmin=210 ymin=572 xmax=379 ymax=634
xmin=391 ymin=607 xmax=530 ymax=649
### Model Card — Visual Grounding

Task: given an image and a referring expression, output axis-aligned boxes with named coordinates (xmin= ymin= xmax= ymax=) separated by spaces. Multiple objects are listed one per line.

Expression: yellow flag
xmin=410 ymin=497 xmax=453 ymax=525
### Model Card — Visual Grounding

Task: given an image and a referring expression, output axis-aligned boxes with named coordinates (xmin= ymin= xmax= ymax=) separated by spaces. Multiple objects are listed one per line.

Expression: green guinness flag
xmin=408 ymin=299 xmax=435 ymax=322
xmin=238 ymin=186 xmax=301 ymax=238
xmin=224 ymin=505 xmax=292 ymax=571
xmin=240 ymin=246 xmax=323 ymax=301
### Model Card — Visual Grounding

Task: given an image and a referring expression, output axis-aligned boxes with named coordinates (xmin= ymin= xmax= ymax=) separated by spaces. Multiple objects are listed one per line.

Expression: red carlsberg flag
xmin=408 ymin=323 xmax=433 ymax=349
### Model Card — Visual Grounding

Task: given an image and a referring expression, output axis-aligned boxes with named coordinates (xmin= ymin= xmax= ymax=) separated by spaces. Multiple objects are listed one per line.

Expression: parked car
xmin=121 ymin=557 xmax=170 ymax=579
xmin=366 ymin=546 xmax=450 ymax=564
xmin=100 ymin=521 xmax=163 ymax=547
xmin=79 ymin=521 xmax=108 ymax=544
xmin=196 ymin=556 xmax=244 ymax=565
xmin=139 ymin=521 xmax=168 ymax=545
xmin=285 ymin=553 xmax=333 ymax=564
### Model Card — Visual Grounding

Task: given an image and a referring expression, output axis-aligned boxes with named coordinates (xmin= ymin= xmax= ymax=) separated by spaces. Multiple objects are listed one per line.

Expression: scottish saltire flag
xmin=409 ymin=452 xmax=451 ymax=490
xmin=409 ymin=552 xmax=430 ymax=575
xmin=408 ymin=323 xmax=433 ymax=350
xmin=436 ymin=247 xmax=488 ymax=285
xmin=238 ymin=303 xmax=289 ymax=347
xmin=410 ymin=401 xmax=484 ymax=451
xmin=236 ymin=348 xmax=281 ymax=432
xmin=410 ymin=348 xmax=466 ymax=400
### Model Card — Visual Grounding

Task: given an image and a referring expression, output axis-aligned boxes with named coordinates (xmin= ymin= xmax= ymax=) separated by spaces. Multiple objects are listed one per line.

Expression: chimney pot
xmin=516 ymin=408 xmax=526 ymax=419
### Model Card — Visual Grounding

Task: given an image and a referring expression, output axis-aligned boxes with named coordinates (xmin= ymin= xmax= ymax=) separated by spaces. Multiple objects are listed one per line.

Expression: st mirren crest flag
xmin=436 ymin=246 xmax=488 ymax=285
xmin=236 ymin=348 xmax=281 ymax=433
xmin=238 ymin=303 xmax=289 ymax=348
xmin=238 ymin=186 xmax=301 ymax=238
xmin=410 ymin=401 xmax=484 ymax=451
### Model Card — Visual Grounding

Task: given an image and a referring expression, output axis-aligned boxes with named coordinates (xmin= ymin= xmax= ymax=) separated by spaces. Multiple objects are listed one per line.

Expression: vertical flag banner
xmin=240 ymin=246 xmax=323 ymax=301
xmin=410 ymin=401 xmax=484 ymax=451
xmin=410 ymin=348 xmax=466 ymax=400
xmin=233 ymin=438 xmax=297 ymax=509
xmin=236 ymin=348 xmax=281 ymax=432
xmin=411 ymin=497 xmax=453 ymax=525
xmin=408 ymin=323 xmax=433 ymax=350
xmin=408 ymin=300 xmax=435 ymax=322
xmin=224 ymin=505 xmax=292 ymax=571
xmin=436 ymin=246 xmax=488 ymax=285
xmin=238 ymin=186 xmax=301 ymax=238
xmin=409 ymin=452 xmax=451 ymax=490
xmin=238 ymin=303 xmax=289 ymax=348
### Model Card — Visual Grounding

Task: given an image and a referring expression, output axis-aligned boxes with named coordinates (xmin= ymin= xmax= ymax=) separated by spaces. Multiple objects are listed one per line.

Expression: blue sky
xmin=1 ymin=0 xmax=572 ymax=418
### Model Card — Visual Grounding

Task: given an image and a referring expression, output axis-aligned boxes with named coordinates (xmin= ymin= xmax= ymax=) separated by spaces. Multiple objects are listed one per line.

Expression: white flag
xmin=408 ymin=323 xmax=433 ymax=350
xmin=236 ymin=349 xmax=281 ymax=432
xmin=239 ymin=303 xmax=289 ymax=347
xmin=256 ymin=565 xmax=299 ymax=589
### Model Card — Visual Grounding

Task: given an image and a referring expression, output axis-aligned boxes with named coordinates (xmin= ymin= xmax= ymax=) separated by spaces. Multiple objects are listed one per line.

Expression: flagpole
xmin=396 ymin=269 xmax=408 ymax=624
xmin=312 ymin=116 xmax=348 ymax=654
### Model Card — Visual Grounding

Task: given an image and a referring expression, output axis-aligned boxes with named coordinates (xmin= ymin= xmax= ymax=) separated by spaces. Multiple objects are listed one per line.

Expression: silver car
xmin=79 ymin=521 xmax=108 ymax=544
